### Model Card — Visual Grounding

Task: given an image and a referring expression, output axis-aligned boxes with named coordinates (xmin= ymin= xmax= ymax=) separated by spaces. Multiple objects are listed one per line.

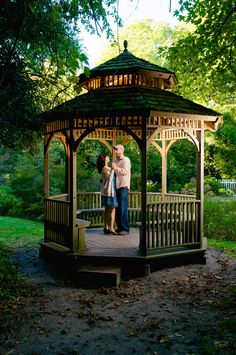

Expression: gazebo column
xmin=67 ymin=136 xmax=78 ymax=253
xmin=196 ymin=121 xmax=205 ymax=246
xmin=139 ymin=123 xmax=147 ymax=256
xmin=161 ymin=131 xmax=167 ymax=201
xmin=44 ymin=136 xmax=49 ymax=199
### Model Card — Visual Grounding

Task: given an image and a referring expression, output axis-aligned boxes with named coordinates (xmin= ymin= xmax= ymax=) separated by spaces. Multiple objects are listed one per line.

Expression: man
xmin=112 ymin=144 xmax=131 ymax=235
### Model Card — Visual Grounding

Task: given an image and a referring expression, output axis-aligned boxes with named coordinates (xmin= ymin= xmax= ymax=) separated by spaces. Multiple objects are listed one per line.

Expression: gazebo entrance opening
xmin=41 ymin=42 xmax=221 ymax=273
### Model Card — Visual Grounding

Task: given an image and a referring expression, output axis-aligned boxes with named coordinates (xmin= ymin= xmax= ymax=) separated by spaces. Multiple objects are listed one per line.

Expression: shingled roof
xmin=79 ymin=41 xmax=177 ymax=86
xmin=42 ymin=86 xmax=220 ymax=122
xmin=41 ymin=41 xmax=221 ymax=129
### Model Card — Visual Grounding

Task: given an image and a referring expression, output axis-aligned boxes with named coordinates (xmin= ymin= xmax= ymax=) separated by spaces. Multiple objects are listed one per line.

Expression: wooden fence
xmin=219 ymin=180 xmax=236 ymax=192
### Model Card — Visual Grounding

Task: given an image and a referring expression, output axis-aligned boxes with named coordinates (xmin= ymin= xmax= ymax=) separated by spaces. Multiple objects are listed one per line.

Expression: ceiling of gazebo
xmin=41 ymin=86 xmax=221 ymax=124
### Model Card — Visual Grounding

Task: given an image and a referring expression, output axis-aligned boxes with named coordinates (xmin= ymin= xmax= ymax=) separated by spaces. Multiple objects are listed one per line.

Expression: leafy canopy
xmin=168 ymin=0 xmax=236 ymax=109
xmin=0 ymin=0 xmax=119 ymax=150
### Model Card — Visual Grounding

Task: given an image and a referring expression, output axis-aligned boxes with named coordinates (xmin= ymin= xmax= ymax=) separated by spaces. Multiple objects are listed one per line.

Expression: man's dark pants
xmin=116 ymin=188 xmax=129 ymax=233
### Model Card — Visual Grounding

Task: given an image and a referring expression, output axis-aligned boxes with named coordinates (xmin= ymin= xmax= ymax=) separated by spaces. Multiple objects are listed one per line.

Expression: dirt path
xmin=1 ymin=247 xmax=236 ymax=355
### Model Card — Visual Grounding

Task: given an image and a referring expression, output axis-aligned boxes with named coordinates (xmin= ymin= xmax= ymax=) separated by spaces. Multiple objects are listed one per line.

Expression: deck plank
xmin=78 ymin=228 xmax=140 ymax=257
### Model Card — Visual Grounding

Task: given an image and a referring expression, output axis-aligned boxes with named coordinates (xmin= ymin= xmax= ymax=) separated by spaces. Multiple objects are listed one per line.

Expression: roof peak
xmin=123 ymin=40 xmax=128 ymax=52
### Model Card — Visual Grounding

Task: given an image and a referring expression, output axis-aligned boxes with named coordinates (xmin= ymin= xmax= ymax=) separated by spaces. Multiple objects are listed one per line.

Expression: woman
xmin=96 ymin=153 xmax=118 ymax=235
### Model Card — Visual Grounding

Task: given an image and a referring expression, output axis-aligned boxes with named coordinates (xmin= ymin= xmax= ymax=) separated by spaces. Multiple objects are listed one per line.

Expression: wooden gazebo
xmin=40 ymin=41 xmax=221 ymax=279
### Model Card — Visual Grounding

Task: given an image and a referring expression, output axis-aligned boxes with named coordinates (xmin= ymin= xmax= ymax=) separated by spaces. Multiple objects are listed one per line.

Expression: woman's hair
xmin=96 ymin=153 xmax=107 ymax=174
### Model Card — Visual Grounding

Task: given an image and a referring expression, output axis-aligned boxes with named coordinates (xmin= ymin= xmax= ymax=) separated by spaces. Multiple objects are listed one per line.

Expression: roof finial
xmin=124 ymin=40 xmax=128 ymax=52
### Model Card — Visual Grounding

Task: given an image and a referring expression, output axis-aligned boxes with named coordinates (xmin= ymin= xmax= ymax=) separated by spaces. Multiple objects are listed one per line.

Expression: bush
xmin=204 ymin=176 xmax=222 ymax=194
xmin=218 ymin=188 xmax=234 ymax=196
xmin=0 ymin=243 xmax=28 ymax=300
xmin=204 ymin=197 xmax=236 ymax=241
xmin=0 ymin=186 xmax=23 ymax=216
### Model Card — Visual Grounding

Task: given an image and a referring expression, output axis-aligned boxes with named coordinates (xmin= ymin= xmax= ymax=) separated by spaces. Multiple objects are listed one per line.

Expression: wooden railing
xmin=75 ymin=192 xmax=196 ymax=227
xmin=146 ymin=200 xmax=201 ymax=251
xmin=44 ymin=198 xmax=70 ymax=247
xmin=45 ymin=192 xmax=200 ymax=253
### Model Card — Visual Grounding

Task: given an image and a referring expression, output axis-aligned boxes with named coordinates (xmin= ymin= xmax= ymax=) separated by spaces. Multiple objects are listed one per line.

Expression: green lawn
xmin=0 ymin=215 xmax=236 ymax=255
xmin=0 ymin=216 xmax=44 ymax=249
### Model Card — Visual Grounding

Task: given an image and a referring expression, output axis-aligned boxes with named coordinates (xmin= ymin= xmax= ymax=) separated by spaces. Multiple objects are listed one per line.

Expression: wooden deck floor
xmin=78 ymin=228 xmax=141 ymax=258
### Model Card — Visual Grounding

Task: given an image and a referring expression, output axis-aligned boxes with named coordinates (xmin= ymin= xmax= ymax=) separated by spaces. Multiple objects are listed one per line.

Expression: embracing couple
xmin=96 ymin=144 xmax=131 ymax=236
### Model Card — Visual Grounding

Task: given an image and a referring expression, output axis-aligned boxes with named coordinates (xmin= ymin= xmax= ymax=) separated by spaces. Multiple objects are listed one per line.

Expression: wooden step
xmin=76 ymin=265 xmax=121 ymax=287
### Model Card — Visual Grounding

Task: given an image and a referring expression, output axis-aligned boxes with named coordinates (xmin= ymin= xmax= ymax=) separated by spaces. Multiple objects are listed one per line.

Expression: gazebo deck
xmin=77 ymin=228 xmax=205 ymax=258
xmin=40 ymin=227 xmax=207 ymax=282
xmin=78 ymin=228 xmax=141 ymax=258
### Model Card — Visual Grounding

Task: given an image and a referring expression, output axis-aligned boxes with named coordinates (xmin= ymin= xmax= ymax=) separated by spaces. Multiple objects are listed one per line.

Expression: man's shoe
xmin=118 ymin=231 xmax=129 ymax=235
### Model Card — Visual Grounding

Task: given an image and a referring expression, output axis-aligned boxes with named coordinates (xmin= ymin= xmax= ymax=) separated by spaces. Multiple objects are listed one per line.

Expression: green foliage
xmin=0 ymin=186 xmax=23 ymax=216
xmin=49 ymin=139 xmax=67 ymax=195
xmin=98 ymin=19 xmax=192 ymax=68
xmin=167 ymin=140 xmax=196 ymax=192
xmin=0 ymin=243 xmax=29 ymax=301
xmin=208 ymin=239 xmax=236 ymax=258
xmin=205 ymin=113 xmax=236 ymax=179
xmin=171 ymin=0 xmax=236 ymax=109
xmin=204 ymin=197 xmax=236 ymax=241
xmin=0 ymin=216 xmax=43 ymax=248
xmin=204 ymin=176 xmax=222 ymax=194
xmin=0 ymin=0 xmax=119 ymax=150
xmin=218 ymin=188 xmax=234 ymax=196
xmin=0 ymin=144 xmax=44 ymax=217
xmin=0 ymin=216 xmax=43 ymax=301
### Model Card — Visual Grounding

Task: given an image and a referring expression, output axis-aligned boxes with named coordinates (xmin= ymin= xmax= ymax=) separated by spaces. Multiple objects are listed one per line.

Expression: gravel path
xmin=1 ymin=247 xmax=236 ymax=355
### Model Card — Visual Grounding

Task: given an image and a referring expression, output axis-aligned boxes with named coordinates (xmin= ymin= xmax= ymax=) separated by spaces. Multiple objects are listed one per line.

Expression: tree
xmin=98 ymin=19 xmax=192 ymax=67
xmin=0 ymin=0 xmax=119 ymax=150
xmin=166 ymin=0 xmax=236 ymax=110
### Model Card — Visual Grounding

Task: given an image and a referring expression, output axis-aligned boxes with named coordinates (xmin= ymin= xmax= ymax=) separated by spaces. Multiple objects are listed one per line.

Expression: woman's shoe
xmin=103 ymin=228 xmax=109 ymax=234
xmin=108 ymin=229 xmax=119 ymax=235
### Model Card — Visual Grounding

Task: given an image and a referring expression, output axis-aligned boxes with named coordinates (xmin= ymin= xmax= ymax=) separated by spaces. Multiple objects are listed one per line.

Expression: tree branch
xmin=214 ymin=5 xmax=236 ymax=41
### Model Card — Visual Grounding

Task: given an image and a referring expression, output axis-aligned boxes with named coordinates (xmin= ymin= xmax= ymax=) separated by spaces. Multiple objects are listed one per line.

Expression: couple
xmin=96 ymin=144 xmax=131 ymax=236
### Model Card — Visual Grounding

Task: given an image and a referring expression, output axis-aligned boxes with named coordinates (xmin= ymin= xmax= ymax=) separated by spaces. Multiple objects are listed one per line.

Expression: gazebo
xmin=40 ymin=41 xmax=221 ymax=280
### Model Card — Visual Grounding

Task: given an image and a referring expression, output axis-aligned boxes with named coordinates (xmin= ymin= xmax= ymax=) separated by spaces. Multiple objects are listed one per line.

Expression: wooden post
xmin=196 ymin=121 xmax=204 ymax=247
xmin=44 ymin=135 xmax=49 ymax=244
xmin=161 ymin=131 xmax=167 ymax=202
xmin=44 ymin=135 xmax=49 ymax=199
xmin=140 ymin=120 xmax=147 ymax=256
xmin=68 ymin=134 xmax=77 ymax=253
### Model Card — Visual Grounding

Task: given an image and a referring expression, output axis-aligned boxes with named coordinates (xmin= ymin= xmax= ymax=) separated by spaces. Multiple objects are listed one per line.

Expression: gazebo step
xmin=40 ymin=242 xmax=70 ymax=254
xmin=76 ymin=265 xmax=121 ymax=287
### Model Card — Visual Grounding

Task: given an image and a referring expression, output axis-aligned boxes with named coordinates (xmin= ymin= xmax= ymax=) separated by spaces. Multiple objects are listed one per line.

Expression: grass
xmin=0 ymin=216 xmax=43 ymax=249
xmin=0 ymin=216 xmax=43 ymax=300
xmin=208 ymin=239 xmax=236 ymax=258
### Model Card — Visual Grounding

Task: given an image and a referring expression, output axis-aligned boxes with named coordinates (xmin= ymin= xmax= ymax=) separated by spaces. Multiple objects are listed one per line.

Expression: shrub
xmin=147 ymin=180 xmax=159 ymax=192
xmin=204 ymin=197 xmax=236 ymax=241
xmin=0 ymin=186 xmax=23 ymax=216
xmin=0 ymin=243 xmax=29 ymax=300
xmin=204 ymin=176 xmax=222 ymax=194
xmin=218 ymin=188 xmax=234 ymax=196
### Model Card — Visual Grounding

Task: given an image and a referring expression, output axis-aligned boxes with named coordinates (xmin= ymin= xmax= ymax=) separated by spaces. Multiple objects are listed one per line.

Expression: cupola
xmin=79 ymin=41 xmax=177 ymax=91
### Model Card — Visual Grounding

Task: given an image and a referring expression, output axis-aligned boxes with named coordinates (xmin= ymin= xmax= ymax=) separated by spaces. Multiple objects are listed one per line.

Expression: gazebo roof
xmin=41 ymin=42 xmax=221 ymax=131
xmin=80 ymin=48 xmax=174 ymax=78
xmin=41 ymin=86 xmax=220 ymax=122
xmin=79 ymin=42 xmax=177 ymax=89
